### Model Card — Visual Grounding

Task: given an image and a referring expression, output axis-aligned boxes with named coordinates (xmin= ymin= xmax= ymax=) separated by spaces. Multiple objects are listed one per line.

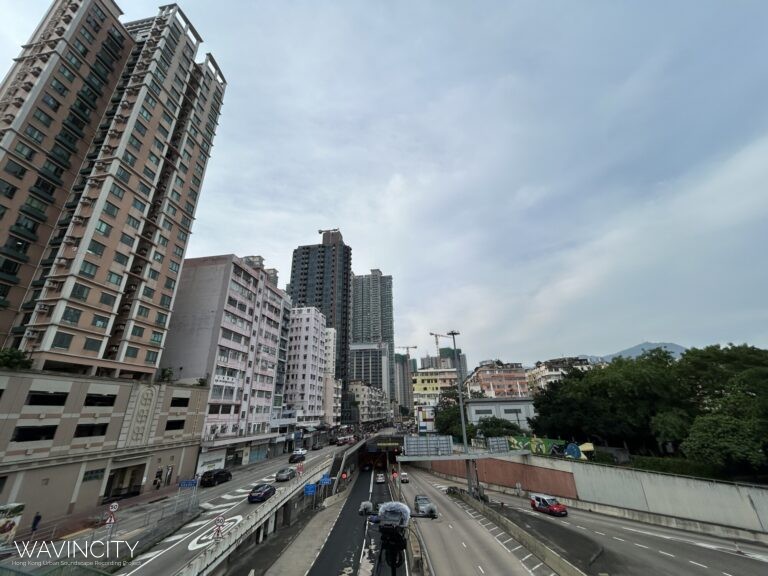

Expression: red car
xmin=530 ymin=493 xmax=568 ymax=516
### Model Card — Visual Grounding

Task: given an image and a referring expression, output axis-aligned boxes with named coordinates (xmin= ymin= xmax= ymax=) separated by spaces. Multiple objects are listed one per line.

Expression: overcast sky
xmin=3 ymin=1 xmax=767 ymax=367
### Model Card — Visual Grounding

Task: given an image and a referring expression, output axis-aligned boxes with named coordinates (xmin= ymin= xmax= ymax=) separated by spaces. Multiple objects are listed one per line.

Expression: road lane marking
xmin=634 ymin=543 xmax=649 ymax=549
xmin=689 ymin=561 xmax=708 ymax=568
xmin=510 ymin=545 xmax=522 ymax=551
xmin=462 ymin=542 xmax=467 ymax=548
xmin=478 ymin=566 xmax=485 ymax=574
xmin=723 ymin=572 xmax=733 ymax=576
xmin=134 ymin=550 xmax=163 ymax=562
xmin=521 ymin=553 xmax=532 ymax=562
xmin=531 ymin=563 xmax=542 ymax=571
xmin=560 ymin=520 xmax=570 ymax=525
xmin=595 ymin=531 xmax=606 ymax=536
xmin=162 ymin=533 xmax=189 ymax=542
xmin=612 ymin=537 xmax=625 ymax=542
xmin=448 ymin=524 xmax=453 ymax=529
xmin=576 ymin=525 xmax=586 ymax=530
xmin=184 ymin=520 xmax=210 ymax=528
xmin=658 ymin=550 xmax=675 ymax=557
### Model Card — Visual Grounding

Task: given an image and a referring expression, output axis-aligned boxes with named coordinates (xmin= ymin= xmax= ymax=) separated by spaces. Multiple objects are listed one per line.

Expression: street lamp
xmin=447 ymin=330 xmax=474 ymax=496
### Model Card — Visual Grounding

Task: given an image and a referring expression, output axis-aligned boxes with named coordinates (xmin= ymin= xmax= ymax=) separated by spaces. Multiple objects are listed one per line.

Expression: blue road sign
xmin=320 ymin=477 xmax=332 ymax=486
xmin=304 ymin=484 xmax=317 ymax=496
xmin=179 ymin=480 xmax=197 ymax=488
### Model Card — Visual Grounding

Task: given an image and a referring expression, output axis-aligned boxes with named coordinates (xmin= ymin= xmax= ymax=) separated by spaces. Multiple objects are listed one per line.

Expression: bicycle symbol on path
xmin=188 ymin=515 xmax=242 ymax=551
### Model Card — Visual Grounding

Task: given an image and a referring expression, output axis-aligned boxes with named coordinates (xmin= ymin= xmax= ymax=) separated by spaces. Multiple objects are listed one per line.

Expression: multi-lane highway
xmin=114 ymin=446 xmax=337 ymax=576
xmin=413 ymin=468 xmax=768 ymax=576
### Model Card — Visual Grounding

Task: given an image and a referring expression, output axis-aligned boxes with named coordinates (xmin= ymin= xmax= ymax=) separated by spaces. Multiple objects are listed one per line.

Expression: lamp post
xmin=447 ymin=330 xmax=474 ymax=496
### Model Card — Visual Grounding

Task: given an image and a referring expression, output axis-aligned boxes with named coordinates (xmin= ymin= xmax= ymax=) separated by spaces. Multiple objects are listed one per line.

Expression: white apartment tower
xmin=323 ymin=327 xmax=341 ymax=426
xmin=285 ymin=307 xmax=326 ymax=426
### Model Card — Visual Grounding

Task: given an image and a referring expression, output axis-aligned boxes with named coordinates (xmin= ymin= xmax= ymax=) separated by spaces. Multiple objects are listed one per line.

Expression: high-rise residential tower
xmin=0 ymin=0 xmax=224 ymax=379
xmin=284 ymin=306 xmax=326 ymax=427
xmin=288 ymin=229 xmax=352 ymax=421
xmin=351 ymin=269 xmax=394 ymax=399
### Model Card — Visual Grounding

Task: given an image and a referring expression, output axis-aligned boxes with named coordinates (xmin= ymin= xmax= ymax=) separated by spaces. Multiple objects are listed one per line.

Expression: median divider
xmin=454 ymin=490 xmax=587 ymax=576
xmin=174 ymin=458 xmax=333 ymax=576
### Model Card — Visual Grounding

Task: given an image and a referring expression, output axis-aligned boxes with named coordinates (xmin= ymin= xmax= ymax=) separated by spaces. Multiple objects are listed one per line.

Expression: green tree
xmin=681 ymin=414 xmax=767 ymax=470
xmin=0 ymin=348 xmax=32 ymax=370
xmin=477 ymin=416 xmax=521 ymax=438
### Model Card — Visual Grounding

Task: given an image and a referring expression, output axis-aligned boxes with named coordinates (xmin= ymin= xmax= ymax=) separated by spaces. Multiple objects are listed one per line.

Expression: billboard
xmin=0 ymin=503 xmax=24 ymax=546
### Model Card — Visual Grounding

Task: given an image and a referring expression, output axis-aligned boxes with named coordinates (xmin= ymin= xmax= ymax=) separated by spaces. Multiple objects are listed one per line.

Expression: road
xmin=308 ymin=467 xmax=408 ymax=576
xmin=400 ymin=468 xmax=549 ymax=576
xmin=416 ymin=469 xmax=768 ymax=576
xmin=114 ymin=446 xmax=338 ymax=576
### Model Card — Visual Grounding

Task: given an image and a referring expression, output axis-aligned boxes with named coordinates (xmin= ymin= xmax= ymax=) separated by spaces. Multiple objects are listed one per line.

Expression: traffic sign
xmin=179 ymin=479 xmax=197 ymax=488
xmin=215 ymin=515 xmax=225 ymax=526
xmin=109 ymin=502 xmax=119 ymax=512
xmin=304 ymin=484 xmax=317 ymax=496
xmin=320 ymin=477 xmax=332 ymax=486
xmin=105 ymin=512 xmax=116 ymax=525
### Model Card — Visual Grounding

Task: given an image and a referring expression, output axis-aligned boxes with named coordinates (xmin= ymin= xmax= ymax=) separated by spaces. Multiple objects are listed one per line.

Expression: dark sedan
xmin=200 ymin=468 xmax=232 ymax=487
xmin=275 ymin=468 xmax=297 ymax=482
xmin=288 ymin=453 xmax=306 ymax=464
xmin=248 ymin=483 xmax=276 ymax=503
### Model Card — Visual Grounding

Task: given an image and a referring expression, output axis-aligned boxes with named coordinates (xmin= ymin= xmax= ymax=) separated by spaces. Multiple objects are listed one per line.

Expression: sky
xmin=2 ymin=1 xmax=767 ymax=368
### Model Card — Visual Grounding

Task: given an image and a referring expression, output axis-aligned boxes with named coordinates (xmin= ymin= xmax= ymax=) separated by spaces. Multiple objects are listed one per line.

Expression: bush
xmin=628 ymin=455 xmax=725 ymax=479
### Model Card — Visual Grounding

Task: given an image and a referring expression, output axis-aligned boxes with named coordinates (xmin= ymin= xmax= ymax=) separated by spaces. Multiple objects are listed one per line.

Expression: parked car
xmin=248 ymin=484 xmax=276 ymax=503
xmin=530 ymin=494 xmax=568 ymax=517
xmin=288 ymin=453 xmax=306 ymax=464
xmin=311 ymin=443 xmax=323 ymax=450
xmin=399 ymin=472 xmax=409 ymax=484
xmin=200 ymin=469 xmax=232 ymax=487
xmin=375 ymin=473 xmax=386 ymax=484
xmin=293 ymin=448 xmax=308 ymax=456
xmin=414 ymin=495 xmax=437 ymax=518
xmin=275 ymin=468 xmax=297 ymax=482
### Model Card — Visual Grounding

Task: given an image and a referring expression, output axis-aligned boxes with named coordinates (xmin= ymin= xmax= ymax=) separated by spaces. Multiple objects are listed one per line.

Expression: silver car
xmin=275 ymin=467 xmax=297 ymax=482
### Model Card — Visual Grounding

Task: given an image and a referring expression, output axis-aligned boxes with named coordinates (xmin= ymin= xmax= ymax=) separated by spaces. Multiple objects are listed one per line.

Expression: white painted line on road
xmin=722 ymin=572 xmax=733 ymax=576
xmin=560 ymin=520 xmax=570 ymax=525
xmin=521 ymin=553 xmax=532 ymax=562
xmin=531 ymin=563 xmax=542 ymax=571
xmin=595 ymin=531 xmax=606 ymax=536
xmin=479 ymin=520 xmax=491 ymax=526
xmin=488 ymin=526 xmax=501 ymax=533
xmin=510 ymin=544 xmax=522 ymax=551
xmin=634 ymin=543 xmax=649 ymax=549
xmin=689 ymin=560 xmax=708 ymax=568
xmin=162 ymin=533 xmax=189 ymax=542
xmin=462 ymin=542 xmax=467 ymax=548
xmin=612 ymin=537 xmax=625 ymax=542
xmin=659 ymin=551 xmax=675 ymax=557
xmin=478 ymin=566 xmax=485 ymax=574
xmin=576 ymin=525 xmax=586 ymax=530
xmin=185 ymin=520 xmax=209 ymax=528
xmin=448 ymin=523 xmax=453 ymax=529
xmin=134 ymin=550 xmax=163 ymax=562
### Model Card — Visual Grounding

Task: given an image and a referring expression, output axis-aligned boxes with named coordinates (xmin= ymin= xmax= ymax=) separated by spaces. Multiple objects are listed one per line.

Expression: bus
xmin=335 ymin=435 xmax=355 ymax=446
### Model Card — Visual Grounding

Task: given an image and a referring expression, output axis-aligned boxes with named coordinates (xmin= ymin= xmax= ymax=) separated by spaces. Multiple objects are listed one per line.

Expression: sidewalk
xmin=263 ymin=494 xmax=348 ymax=576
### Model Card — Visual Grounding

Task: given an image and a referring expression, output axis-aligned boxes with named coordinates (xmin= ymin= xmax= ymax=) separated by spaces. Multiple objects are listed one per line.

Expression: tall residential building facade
xmin=351 ymin=269 xmax=394 ymax=398
xmin=394 ymin=352 xmax=413 ymax=416
xmin=288 ymin=229 xmax=352 ymax=421
xmin=348 ymin=380 xmax=387 ymax=424
xmin=161 ymin=255 xmax=291 ymax=469
xmin=349 ymin=341 xmax=389 ymax=396
xmin=465 ymin=360 xmax=530 ymax=398
xmin=0 ymin=0 xmax=225 ymax=380
xmin=421 ymin=347 xmax=468 ymax=381
xmin=323 ymin=327 xmax=341 ymax=426
xmin=285 ymin=306 xmax=326 ymax=427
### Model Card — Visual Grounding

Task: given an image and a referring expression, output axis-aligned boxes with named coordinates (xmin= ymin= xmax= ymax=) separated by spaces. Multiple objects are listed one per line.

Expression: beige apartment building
xmin=0 ymin=0 xmax=224 ymax=379
xmin=0 ymin=368 xmax=207 ymax=527
xmin=465 ymin=360 xmax=530 ymax=398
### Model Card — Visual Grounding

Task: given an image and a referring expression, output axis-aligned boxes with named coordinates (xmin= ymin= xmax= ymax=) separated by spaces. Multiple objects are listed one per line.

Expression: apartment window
xmin=14 ymin=142 xmax=35 ymax=161
xmin=169 ymin=260 xmax=180 ymax=273
xmin=71 ymin=283 xmax=90 ymax=301
xmin=132 ymin=198 xmax=146 ymax=212
xmin=148 ymin=268 xmax=160 ymax=280
xmin=146 ymin=350 xmax=159 ymax=363
xmin=119 ymin=232 xmax=134 ymax=247
xmin=155 ymin=312 xmax=167 ymax=326
xmin=42 ymin=92 xmax=60 ymax=111
xmin=84 ymin=394 xmax=116 ymax=407
xmin=4 ymin=160 xmax=26 ymax=179
xmin=143 ymin=166 xmax=156 ymax=180
xmin=164 ymin=278 xmax=176 ymax=290
xmin=143 ymin=286 xmax=155 ymax=299
xmin=52 ymin=331 xmax=74 ymax=349
xmin=95 ymin=220 xmax=112 ymax=237
xmin=116 ymin=166 xmax=131 ymax=183
xmin=126 ymin=215 xmax=140 ymax=229
xmin=131 ymin=325 xmax=144 ymax=337
xmin=137 ymin=182 xmax=151 ymax=196
xmin=62 ymin=307 xmax=82 ymax=325
xmin=150 ymin=79 xmax=162 ymax=95
xmin=148 ymin=152 xmax=160 ymax=166
xmin=166 ymin=204 xmax=177 ymax=217
xmin=100 ymin=292 xmax=116 ymax=306
xmin=137 ymin=305 xmax=149 ymax=318
xmin=33 ymin=108 xmax=53 ymax=126
xmin=79 ymin=261 xmax=98 ymax=278
xmin=173 ymin=245 xmax=184 ymax=258
xmin=87 ymin=239 xmax=105 ymax=256
xmin=74 ymin=423 xmax=108 ymax=437
xmin=170 ymin=190 xmax=181 ymax=202
xmin=79 ymin=27 xmax=95 ymax=44
xmin=113 ymin=251 xmax=128 ymax=266
xmin=161 ymin=218 xmax=172 ymax=231
xmin=153 ymin=138 xmax=164 ymax=152
xmin=65 ymin=51 xmax=82 ymax=69
xmin=50 ymin=78 xmax=69 ymax=97
xmin=125 ymin=346 xmax=138 ymax=358
xmin=122 ymin=151 xmax=137 ymax=167
xmin=135 ymin=121 xmax=147 ymax=136
xmin=139 ymin=107 xmax=152 ymax=121
xmin=128 ymin=134 xmax=143 ymax=151
xmin=106 ymin=272 xmax=122 ymax=286
xmin=159 ymin=294 xmax=172 ymax=308
xmin=164 ymin=419 xmax=184 ymax=430
xmin=25 ymin=125 xmax=45 ymax=144
xmin=150 ymin=331 xmax=163 ymax=344
xmin=50 ymin=144 xmax=71 ymax=164
xmin=73 ymin=39 xmax=88 ymax=57
xmin=83 ymin=469 xmax=105 ymax=481
xmin=83 ymin=338 xmax=101 ymax=352
xmin=11 ymin=426 xmax=57 ymax=442
xmin=41 ymin=160 xmax=63 ymax=180
xmin=158 ymin=235 xmax=168 ymax=246
xmin=170 ymin=396 xmax=188 ymax=407
xmin=110 ymin=183 xmax=125 ymax=199
xmin=92 ymin=314 xmax=109 ymax=328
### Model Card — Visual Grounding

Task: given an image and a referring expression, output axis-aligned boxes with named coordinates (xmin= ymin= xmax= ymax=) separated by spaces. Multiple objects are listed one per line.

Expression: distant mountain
xmin=601 ymin=341 xmax=687 ymax=362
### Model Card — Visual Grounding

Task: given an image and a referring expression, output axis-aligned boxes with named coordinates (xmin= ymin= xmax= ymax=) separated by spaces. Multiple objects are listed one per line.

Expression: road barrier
xmin=173 ymin=458 xmax=333 ymax=576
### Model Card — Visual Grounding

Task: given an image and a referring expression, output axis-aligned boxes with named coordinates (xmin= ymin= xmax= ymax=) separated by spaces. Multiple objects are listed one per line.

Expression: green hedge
xmin=628 ymin=455 xmax=725 ymax=479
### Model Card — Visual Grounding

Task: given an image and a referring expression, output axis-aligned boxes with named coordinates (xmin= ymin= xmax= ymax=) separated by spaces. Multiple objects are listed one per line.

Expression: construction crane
xmin=396 ymin=345 xmax=417 ymax=357
xmin=429 ymin=332 xmax=449 ymax=358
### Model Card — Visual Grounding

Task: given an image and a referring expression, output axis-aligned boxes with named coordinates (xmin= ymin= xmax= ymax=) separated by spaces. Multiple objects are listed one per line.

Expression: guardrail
xmin=173 ymin=458 xmax=333 ymax=576
xmin=330 ymin=439 xmax=366 ymax=494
